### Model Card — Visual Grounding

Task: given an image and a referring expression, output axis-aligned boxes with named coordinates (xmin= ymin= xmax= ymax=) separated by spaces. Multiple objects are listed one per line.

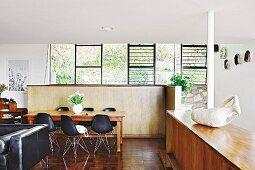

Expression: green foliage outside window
xmin=50 ymin=44 xmax=205 ymax=85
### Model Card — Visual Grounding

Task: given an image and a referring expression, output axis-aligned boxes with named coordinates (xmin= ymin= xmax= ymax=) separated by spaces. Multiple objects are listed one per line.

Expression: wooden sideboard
xmin=0 ymin=108 xmax=28 ymax=123
xmin=163 ymin=110 xmax=255 ymax=170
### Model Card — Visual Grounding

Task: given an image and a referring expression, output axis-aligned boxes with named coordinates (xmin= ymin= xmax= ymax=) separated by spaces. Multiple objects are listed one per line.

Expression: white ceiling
xmin=0 ymin=0 xmax=255 ymax=44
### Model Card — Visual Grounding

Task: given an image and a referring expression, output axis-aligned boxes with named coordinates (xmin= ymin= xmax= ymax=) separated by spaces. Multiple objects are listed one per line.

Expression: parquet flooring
xmin=33 ymin=138 xmax=165 ymax=170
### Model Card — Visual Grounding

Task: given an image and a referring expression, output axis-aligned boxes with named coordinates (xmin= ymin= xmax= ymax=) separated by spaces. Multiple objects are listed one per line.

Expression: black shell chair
xmin=35 ymin=113 xmax=60 ymax=151
xmin=91 ymin=114 xmax=113 ymax=153
xmin=61 ymin=115 xmax=89 ymax=156
xmin=103 ymin=107 xmax=117 ymax=127
xmin=57 ymin=107 xmax=70 ymax=112
xmin=103 ymin=108 xmax=116 ymax=112
xmin=83 ymin=107 xmax=94 ymax=111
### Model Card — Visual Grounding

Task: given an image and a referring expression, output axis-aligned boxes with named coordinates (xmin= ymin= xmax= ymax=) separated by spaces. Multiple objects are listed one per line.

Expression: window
xmin=50 ymin=44 xmax=206 ymax=85
xmin=75 ymin=45 xmax=102 ymax=84
xmin=128 ymin=44 xmax=155 ymax=85
xmin=181 ymin=45 xmax=207 ymax=84
xmin=156 ymin=44 xmax=181 ymax=85
xmin=51 ymin=44 xmax=75 ymax=84
xmin=103 ymin=44 xmax=128 ymax=84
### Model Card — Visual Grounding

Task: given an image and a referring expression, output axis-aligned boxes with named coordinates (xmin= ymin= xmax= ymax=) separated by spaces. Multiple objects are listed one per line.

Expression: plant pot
xmin=72 ymin=104 xmax=83 ymax=115
xmin=9 ymin=101 xmax=17 ymax=112
xmin=166 ymin=86 xmax=182 ymax=110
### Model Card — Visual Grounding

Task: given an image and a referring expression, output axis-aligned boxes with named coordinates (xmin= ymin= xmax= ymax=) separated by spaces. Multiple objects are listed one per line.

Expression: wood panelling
xmin=165 ymin=110 xmax=255 ymax=170
xmin=27 ymin=85 xmax=165 ymax=137
xmin=165 ymin=86 xmax=182 ymax=110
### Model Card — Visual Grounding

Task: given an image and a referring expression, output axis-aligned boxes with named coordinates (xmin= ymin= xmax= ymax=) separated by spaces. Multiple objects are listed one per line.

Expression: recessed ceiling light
xmin=101 ymin=26 xmax=114 ymax=32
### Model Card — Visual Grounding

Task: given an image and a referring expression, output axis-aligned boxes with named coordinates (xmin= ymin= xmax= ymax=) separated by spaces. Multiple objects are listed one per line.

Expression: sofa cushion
xmin=0 ymin=129 xmax=27 ymax=154
xmin=0 ymin=153 xmax=8 ymax=167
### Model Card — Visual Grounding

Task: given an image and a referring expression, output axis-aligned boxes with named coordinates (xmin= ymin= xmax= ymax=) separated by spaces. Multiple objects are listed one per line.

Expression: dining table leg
xmin=117 ymin=121 xmax=121 ymax=152
xmin=120 ymin=120 xmax=123 ymax=144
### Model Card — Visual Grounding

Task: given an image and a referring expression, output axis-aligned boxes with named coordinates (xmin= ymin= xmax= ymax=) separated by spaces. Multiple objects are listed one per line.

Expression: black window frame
xmin=127 ymin=44 xmax=156 ymax=85
xmin=181 ymin=44 xmax=207 ymax=85
xmin=75 ymin=44 xmax=103 ymax=84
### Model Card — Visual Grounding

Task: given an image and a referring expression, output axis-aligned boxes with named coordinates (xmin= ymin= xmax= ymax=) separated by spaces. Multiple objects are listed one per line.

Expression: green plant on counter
xmin=0 ymin=84 xmax=8 ymax=98
xmin=68 ymin=91 xmax=85 ymax=105
xmin=169 ymin=74 xmax=193 ymax=94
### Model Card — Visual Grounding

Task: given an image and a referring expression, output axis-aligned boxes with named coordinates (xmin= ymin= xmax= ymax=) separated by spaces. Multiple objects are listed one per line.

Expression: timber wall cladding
xmin=28 ymin=86 xmax=165 ymax=137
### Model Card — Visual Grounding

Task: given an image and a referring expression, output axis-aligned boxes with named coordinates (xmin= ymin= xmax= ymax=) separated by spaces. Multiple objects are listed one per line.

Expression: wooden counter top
xmin=167 ymin=110 xmax=255 ymax=169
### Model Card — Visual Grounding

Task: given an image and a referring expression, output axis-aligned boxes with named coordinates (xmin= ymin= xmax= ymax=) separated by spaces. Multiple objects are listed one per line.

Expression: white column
xmin=207 ymin=10 xmax=214 ymax=109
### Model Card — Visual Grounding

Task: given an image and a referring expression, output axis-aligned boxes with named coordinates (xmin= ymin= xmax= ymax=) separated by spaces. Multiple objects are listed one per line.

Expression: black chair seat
xmin=61 ymin=115 xmax=80 ymax=136
xmin=103 ymin=108 xmax=116 ymax=112
xmin=91 ymin=114 xmax=113 ymax=134
xmin=57 ymin=107 xmax=69 ymax=112
xmin=83 ymin=107 xmax=94 ymax=111
xmin=111 ymin=122 xmax=117 ymax=127
xmin=36 ymin=113 xmax=56 ymax=132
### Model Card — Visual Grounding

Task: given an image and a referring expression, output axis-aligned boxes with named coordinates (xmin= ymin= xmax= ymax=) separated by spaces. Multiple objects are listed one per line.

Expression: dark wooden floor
xmin=33 ymin=138 xmax=165 ymax=170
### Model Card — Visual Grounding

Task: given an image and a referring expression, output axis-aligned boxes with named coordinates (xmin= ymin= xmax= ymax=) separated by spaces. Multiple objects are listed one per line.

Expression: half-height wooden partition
xmin=27 ymin=85 xmax=165 ymax=138
xmin=164 ymin=110 xmax=255 ymax=169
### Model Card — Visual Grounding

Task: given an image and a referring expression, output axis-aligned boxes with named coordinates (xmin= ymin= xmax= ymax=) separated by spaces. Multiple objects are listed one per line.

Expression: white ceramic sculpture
xmin=191 ymin=96 xmax=241 ymax=127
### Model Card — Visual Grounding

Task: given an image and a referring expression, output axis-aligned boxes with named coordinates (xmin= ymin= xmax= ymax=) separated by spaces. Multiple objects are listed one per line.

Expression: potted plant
xmin=170 ymin=74 xmax=193 ymax=94
xmin=0 ymin=84 xmax=8 ymax=99
xmin=68 ymin=91 xmax=85 ymax=115
xmin=166 ymin=74 xmax=193 ymax=110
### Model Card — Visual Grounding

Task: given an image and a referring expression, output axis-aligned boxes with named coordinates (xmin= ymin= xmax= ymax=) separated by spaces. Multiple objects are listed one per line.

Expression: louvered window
xmin=128 ymin=44 xmax=155 ymax=85
xmin=181 ymin=45 xmax=207 ymax=84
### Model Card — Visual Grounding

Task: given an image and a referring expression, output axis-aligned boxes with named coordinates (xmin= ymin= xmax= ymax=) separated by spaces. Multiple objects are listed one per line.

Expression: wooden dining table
xmin=24 ymin=110 xmax=125 ymax=152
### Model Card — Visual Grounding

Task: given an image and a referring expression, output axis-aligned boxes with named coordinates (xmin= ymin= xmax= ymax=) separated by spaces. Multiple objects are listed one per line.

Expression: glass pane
xmin=174 ymin=44 xmax=181 ymax=74
xmin=182 ymin=69 xmax=206 ymax=84
xmin=51 ymin=44 xmax=75 ymax=84
xmin=155 ymin=44 xmax=175 ymax=85
xmin=128 ymin=44 xmax=155 ymax=85
xmin=76 ymin=46 xmax=101 ymax=66
xmin=182 ymin=45 xmax=207 ymax=84
xmin=129 ymin=68 xmax=154 ymax=85
xmin=102 ymin=44 xmax=128 ymax=84
xmin=76 ymin=68 xmax=101 ymax=84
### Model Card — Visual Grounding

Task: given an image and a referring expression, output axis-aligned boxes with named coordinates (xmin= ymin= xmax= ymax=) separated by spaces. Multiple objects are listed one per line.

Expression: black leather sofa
xmin=0 ymin=124 xmax=49 ymax=170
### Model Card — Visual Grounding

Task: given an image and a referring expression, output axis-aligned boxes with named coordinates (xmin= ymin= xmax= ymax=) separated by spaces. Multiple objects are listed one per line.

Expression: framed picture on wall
xmin=8 ymin=60 xmax=29 ymax=91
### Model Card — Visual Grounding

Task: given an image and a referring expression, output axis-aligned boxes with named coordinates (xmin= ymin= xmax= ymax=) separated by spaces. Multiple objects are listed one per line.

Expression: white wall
xmin=0 ymin=44 xmax=49 ymax=107
xmin=215 ymin=44 xmax=255 ymax=131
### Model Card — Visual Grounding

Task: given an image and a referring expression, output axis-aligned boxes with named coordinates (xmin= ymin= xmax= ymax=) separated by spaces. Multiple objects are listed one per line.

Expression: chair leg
xmin=93 ymin=134 xmax=111 ymax=154
xmin=63 ymin=137 xmax=72 ymax=157
xmin=102 ymin=135 xmax=111 ymax=154
xmin=49 ymin=133 xmax=60 ymax=152
xmin=41 ymin=155 xmax=49 ymax=168
xmin=49 ymin=135 xmax=54 ymax=152
xmin=93 ymin=136 xmax=102 ymax=153
xmin=52 ymin=133 xmax=60 ymax=148
xmin=63 ymin=136 xmax=90 ymax=157
xmin=80 ymin=137 xmax=90 ymax=153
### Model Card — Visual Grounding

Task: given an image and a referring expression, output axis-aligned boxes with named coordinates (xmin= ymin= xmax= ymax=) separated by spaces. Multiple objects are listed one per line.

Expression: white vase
xmin=72 ymin=104 xmax=83 ymax=115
